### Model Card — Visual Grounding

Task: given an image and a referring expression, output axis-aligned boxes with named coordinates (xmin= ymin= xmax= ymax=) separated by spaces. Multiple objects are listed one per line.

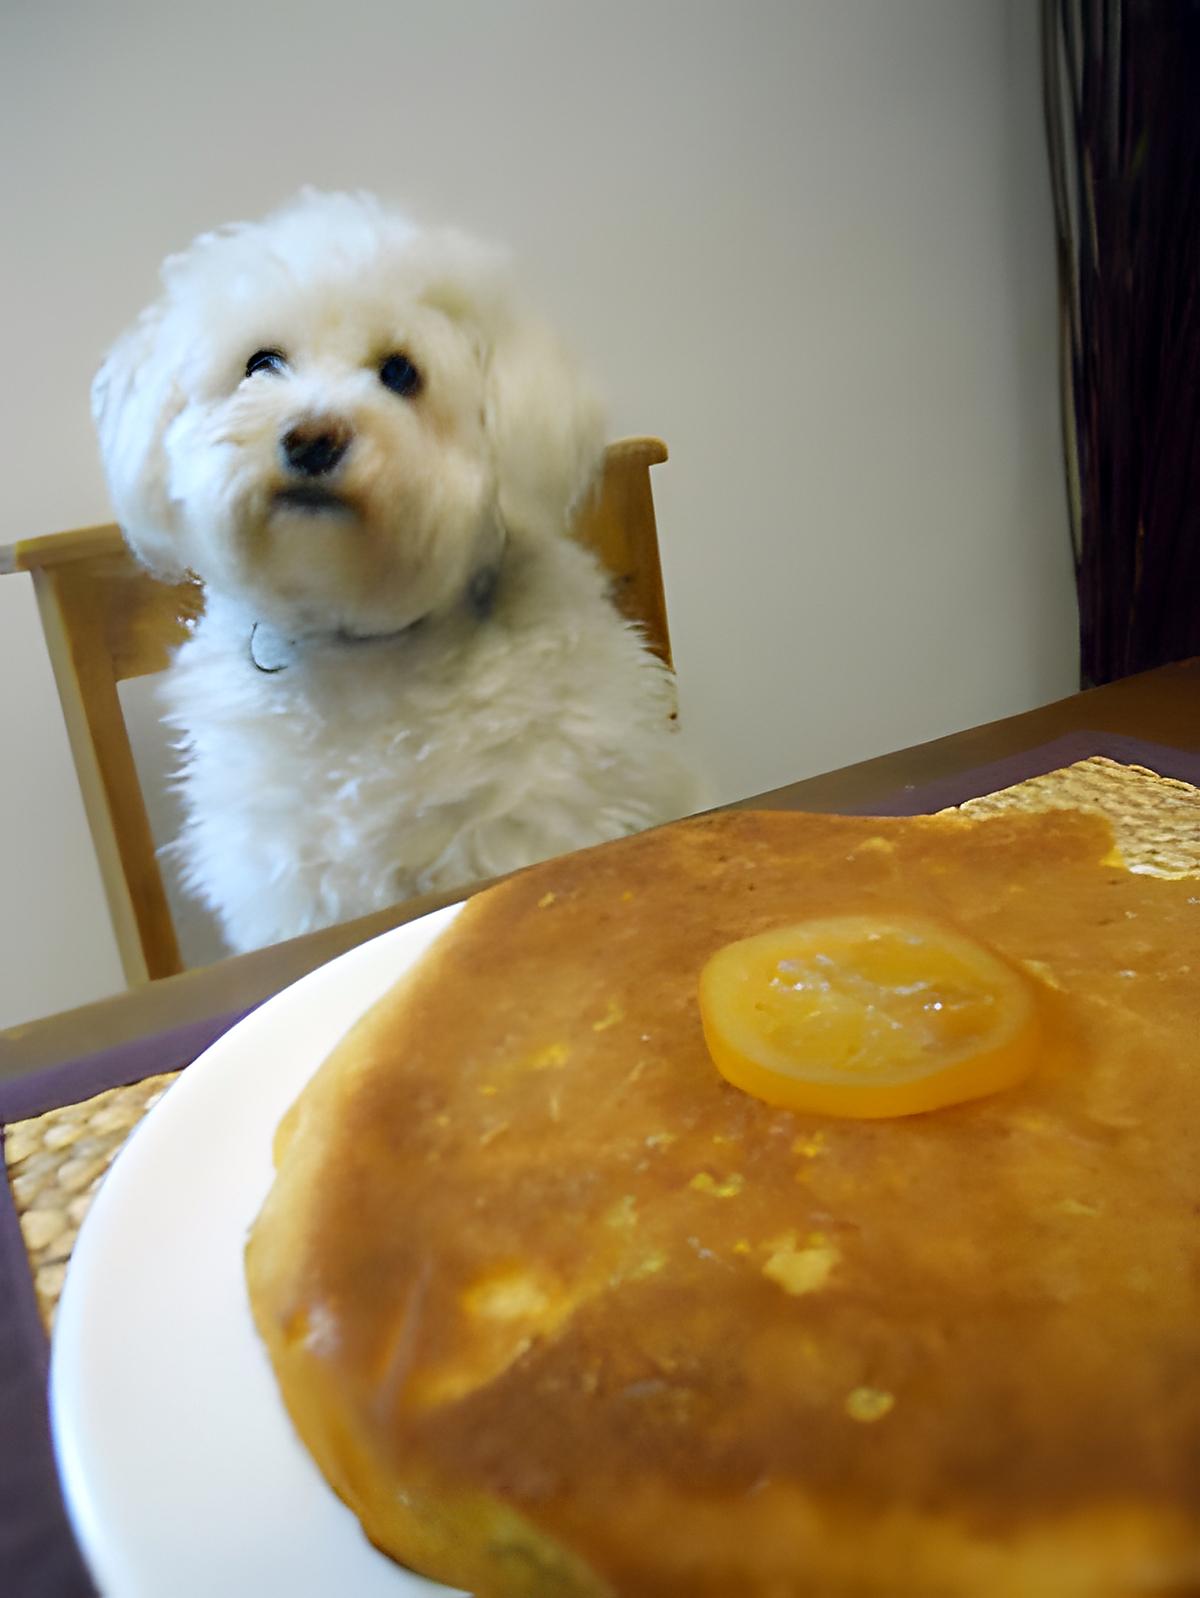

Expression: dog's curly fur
xmin=93 ymin=191 xmax=700 ymax=953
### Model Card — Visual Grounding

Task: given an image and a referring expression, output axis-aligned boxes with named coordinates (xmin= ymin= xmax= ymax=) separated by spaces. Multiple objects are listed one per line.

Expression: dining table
xmin=3 ymin=653 xmax=1200 ymax=1598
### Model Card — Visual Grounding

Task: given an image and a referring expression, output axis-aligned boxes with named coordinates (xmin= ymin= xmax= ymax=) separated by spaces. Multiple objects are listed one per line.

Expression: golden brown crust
xmin=246 ymin=809 xmax=1200 ymax=1595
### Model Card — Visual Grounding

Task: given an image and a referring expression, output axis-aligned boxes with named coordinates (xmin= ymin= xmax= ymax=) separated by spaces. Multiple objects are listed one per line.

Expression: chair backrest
xmin=1 ymin=437 xmax=672 ymax=987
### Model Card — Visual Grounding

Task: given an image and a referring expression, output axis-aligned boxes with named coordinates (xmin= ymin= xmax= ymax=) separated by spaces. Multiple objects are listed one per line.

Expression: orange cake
xmin=245 ymin=808 xmax=1200 ymax=1596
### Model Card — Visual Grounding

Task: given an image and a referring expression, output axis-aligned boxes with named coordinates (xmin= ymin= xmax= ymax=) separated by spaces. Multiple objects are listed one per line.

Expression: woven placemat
xmin=6 ymin=1073 xmax=180 ymax=1331
xmin=955 ymin=755 xmax=1200 ymax=877
xmin=7 ymin=755 xmax=1200 ymax=1336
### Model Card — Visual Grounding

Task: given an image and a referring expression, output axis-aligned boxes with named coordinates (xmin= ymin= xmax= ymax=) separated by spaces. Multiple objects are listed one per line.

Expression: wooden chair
xmin=0 ymin=437 xmax=672 ymax=987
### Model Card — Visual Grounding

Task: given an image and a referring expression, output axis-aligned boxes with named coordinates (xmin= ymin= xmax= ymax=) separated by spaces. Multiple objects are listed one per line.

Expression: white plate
xmin=51 ymin=904 xmax=470 ymax=1598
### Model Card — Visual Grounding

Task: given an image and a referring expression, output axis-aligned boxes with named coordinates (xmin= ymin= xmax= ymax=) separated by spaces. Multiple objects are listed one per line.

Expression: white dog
xmin=93 ymin=190 xmax=699 ymax=954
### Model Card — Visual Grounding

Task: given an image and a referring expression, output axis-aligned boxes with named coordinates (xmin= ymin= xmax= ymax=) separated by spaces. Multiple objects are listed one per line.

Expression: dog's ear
xmin=92 ymin=304 xmax=189 ymax=578
xmin=483 ymin=318 xmax=606 ymax=541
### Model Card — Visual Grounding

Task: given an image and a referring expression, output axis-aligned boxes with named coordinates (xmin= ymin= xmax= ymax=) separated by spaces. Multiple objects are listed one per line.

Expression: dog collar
xmin=248 ymin=560 xmax=502 ymax=675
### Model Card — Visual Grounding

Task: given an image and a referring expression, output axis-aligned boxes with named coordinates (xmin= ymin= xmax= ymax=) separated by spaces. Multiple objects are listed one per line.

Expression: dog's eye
xmin=379 ymin=353 xmax=421 ymax=398
xmin=245 ymin=349 xmax=288 ymax=378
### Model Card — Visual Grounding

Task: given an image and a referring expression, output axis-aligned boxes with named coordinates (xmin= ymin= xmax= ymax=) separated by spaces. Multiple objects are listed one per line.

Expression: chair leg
xmin=32 ymin=568 xmax=183 ymax=984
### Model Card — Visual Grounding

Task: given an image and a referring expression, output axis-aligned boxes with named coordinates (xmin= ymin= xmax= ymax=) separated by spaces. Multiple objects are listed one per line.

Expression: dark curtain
xmin=1043 ymin=0 xmax=1200 ymax=687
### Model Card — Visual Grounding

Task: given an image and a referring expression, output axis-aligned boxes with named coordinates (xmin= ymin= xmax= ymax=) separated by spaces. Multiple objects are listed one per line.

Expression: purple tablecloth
xmin=4 ymin=731 xmax=1200 ymax=1596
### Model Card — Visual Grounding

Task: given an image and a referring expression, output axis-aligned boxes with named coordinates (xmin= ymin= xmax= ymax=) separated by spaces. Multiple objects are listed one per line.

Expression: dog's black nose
xmin=281 ymin=423 xmax=350 ymax=477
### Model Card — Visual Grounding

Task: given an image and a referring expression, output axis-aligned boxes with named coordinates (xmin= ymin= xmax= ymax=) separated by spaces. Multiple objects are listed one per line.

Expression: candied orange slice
xmin=698 ymin=914 xmax=1039 ymax=1118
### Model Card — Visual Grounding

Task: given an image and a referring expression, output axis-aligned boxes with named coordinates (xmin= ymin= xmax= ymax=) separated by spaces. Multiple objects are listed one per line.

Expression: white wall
xmin=0 ymin=0 xmax=1077 ymax=1026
